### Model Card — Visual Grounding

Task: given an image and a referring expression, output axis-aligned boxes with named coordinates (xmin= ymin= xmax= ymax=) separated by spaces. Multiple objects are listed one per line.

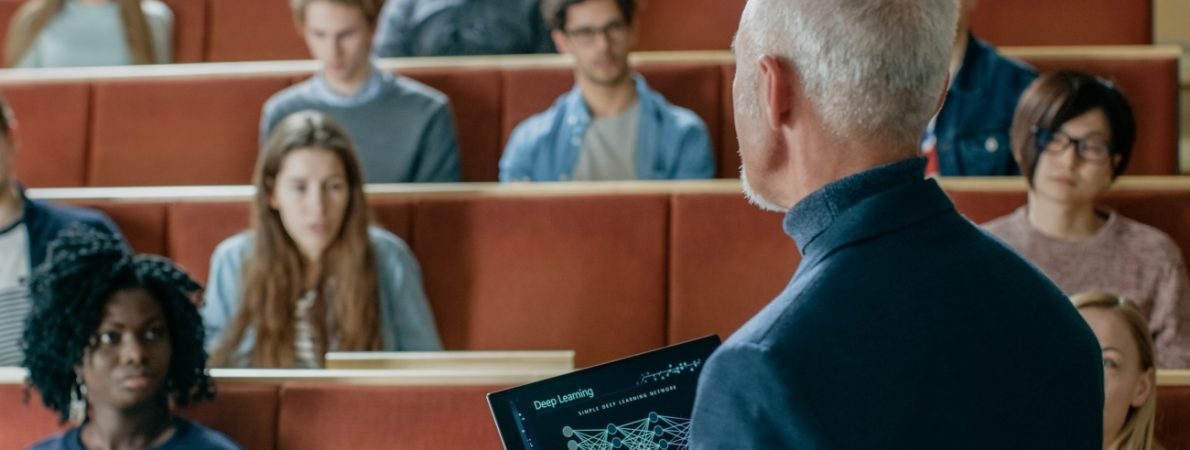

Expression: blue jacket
xmin=689 ymin=159 xmax=1103 ymax=449
xmin=500 ymin=75 xmax=715 ymax=181
xmin=934 ymin=35 xmax=1037 ymax=176
xmin=201 ymin=226 xmax=442 ymax=366
xmin=21 ymin=186 xmax=122 ymax=269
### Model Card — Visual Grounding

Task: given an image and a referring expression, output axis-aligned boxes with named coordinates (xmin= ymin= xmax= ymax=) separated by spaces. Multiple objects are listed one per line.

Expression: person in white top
xmin=4 ymin=0 xmax=173 ymax=68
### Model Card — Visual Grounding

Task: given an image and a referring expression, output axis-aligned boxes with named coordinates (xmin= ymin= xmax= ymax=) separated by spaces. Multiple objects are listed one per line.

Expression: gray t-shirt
xmin=260 ymin=66 xmax=461 ymax=183
xmin=571 ymin=101 xmax=640 ymax=181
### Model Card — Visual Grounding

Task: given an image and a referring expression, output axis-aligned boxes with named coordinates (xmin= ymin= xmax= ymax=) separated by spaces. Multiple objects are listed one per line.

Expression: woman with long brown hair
xmin=202 ymin=110 xmax=440 ymax=368
xmin=5 ymin=0 xmax=172 ymax=68
xmin=1072 ymin=292 xmax=1164 ymax=450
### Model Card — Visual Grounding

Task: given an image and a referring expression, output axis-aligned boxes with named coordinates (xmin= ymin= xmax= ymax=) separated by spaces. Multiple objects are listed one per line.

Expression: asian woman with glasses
xmin=983 ymin=70 xmax=1190 ymax=369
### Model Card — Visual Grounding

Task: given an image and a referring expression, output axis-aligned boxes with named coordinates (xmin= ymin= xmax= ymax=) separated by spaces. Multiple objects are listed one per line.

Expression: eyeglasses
xmin=1032 ymin=127 xmax=1112 ymax=163
xmin=564 ymin=20 xmax=629 ymax=45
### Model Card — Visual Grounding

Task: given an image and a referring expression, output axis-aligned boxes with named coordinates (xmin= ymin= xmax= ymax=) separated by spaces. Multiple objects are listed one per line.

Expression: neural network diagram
xmin=563 ymin=412 xmax=690 ymax=450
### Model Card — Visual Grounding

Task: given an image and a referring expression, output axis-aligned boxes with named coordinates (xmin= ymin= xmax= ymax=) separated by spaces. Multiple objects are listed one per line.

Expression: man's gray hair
xmin=736 ymin=0 xmax=957 ymax=148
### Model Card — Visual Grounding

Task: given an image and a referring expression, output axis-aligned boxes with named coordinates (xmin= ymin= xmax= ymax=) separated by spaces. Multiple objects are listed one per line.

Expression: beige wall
xmin=1154 ymin=0 xmax=1189 ymax=172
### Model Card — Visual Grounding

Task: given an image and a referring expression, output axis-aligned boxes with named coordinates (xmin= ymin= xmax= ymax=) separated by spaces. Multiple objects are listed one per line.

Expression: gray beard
xmin=740 ymin=167 xmax=788 ymax=213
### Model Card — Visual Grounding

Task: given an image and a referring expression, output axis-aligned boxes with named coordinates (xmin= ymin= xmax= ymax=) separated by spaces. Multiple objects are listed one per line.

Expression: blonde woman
xmin=1073 ymin=292 xmax=1164 ymax=450
xmin=202 ymin=110 xmax=441 ymax=368
xmin=5 ymin=0 xmax=172 ymax=68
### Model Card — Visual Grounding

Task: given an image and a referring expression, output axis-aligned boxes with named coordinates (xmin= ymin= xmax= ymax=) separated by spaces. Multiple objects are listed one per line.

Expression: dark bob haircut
xmin=541 ymin=0 xmax=636 ymax=31
xmin=1010 ymin=70 xmax=1136 ymax=186
xmin=21 ymin=225 xmax=214 ymax=423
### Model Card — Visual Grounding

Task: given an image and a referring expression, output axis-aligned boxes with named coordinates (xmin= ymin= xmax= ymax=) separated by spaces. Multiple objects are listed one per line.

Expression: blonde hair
xmin=4 ymin=0 xmax=157 ymax=67
xmin=1071 ymin=292 xmax=1162 ymax=450
xmin=289 ymin=0 xmax=382 ymax=26
xmin=210 ymin=110 xmax=380 ymax=368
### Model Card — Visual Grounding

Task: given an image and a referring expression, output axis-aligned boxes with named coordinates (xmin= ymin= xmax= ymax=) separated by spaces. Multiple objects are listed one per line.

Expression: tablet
xmin=487 ymin=335 xmax=720 ymax=450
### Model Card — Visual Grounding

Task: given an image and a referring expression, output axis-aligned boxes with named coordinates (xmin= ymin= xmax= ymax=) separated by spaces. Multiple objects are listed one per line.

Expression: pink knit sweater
xmin=984 ymin=207 xmax=1190 ymax=369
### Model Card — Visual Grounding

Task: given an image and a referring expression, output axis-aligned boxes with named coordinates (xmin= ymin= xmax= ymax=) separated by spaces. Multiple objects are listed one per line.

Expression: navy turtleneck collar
xmin=783 ymin=157 xmax=927 ymax=253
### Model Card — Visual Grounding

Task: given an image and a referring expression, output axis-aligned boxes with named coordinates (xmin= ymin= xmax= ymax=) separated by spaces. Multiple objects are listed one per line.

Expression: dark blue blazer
xmin=20 ymin=186 xmax=122 ymax=269
xmin=689 ymin=166 xmax=1102 ymax=449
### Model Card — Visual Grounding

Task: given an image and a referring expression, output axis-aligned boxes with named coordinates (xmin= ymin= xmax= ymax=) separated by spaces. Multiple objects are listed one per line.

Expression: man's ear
xmin=551 ymin=29 xmax=570 ymax=55
xmin=758 ymin=55 xmax=792 ymax=131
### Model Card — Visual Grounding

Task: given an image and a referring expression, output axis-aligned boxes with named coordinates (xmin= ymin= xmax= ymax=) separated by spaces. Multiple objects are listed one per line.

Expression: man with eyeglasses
xmin=499 ymin=0 xmax=714 ymax=182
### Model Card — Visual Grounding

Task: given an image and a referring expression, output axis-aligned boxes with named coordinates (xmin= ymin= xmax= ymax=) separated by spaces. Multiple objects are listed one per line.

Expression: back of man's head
xmin=736 ymin=0 xmax=956 ymax=150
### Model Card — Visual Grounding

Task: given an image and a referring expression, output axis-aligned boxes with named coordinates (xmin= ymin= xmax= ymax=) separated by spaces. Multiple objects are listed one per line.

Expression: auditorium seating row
xmin=0 ymin=0 xmax=1154 ymax=65
xmin=27 ymin=177 xmax=1190 ymax=368
xmin=2 ymin=48 xmax=1181 ymax=187
xmin=3 ymin=373 xmax=1187 ymax=449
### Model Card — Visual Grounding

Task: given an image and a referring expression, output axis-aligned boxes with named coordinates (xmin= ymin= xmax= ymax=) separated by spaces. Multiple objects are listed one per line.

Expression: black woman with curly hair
xmin=22 ymin=225 xmax=240 ymax=450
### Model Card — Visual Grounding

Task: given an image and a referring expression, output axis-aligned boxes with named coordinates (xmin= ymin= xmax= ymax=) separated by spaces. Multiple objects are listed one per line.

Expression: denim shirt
xmin=499 ymin=75 xmax=715 ymax=182
xmin=933 ymin=34 xmax=1037 ymax=176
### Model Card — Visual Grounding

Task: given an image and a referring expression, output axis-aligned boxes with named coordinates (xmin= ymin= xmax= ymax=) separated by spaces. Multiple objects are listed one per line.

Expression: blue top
xmin=372 ymin=0 xmax=553 ymax=57
xmin=201 ymin=226 xmax=442 ymax=366
xmin=16 ymin=0 xmax=173 ymax=68
xmin=499 ymin=75 xmax=715 ymax=181
xmin=260 ymin=65 xmax=461 ymax=183
xmin=689 ymin=158 xmax=1103 ymax=449
xmin=933 ymin=34 xmax=1037 ymax=176
xmin=28 ymin=417 xmax=241 ymax=450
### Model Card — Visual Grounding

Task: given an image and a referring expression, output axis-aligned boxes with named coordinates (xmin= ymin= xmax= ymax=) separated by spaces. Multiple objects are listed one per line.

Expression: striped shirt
xmin=293 ymin=289 xmax=323 ymax=369
xmin=0 ymin=221 xmax=29 ymax=366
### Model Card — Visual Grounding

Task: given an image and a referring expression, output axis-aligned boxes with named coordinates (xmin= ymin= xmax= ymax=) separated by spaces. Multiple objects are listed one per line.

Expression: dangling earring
xmin=69 ymin=377 xmax=87 ymax=425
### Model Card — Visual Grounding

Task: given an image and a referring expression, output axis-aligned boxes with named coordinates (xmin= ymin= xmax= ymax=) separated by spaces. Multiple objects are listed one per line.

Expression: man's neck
xmin=577 ymin=76 xmax=638 ymax=118
xmin=780 ymin=123 xmax=918 ymax=210
xmin=1025 ymin=191 xmax=1104 ymax=241
xmin=81 ymin=403 xmax=174 ymax=450
xmin=323 ymin=67 xmax=373 ymax=98
xmin=0 ymin=182 xmax=23 ymax=230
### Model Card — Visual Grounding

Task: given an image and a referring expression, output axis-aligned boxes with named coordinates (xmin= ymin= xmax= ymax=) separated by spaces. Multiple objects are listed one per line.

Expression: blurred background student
xmin=23 ymin=226 xmax=239 ymax=450
xmin=984 ymin=71 xmax=1190 ymax=368
xmin=204 ymin=111 xmax=440 ymax=368
xmin=1073 ymin=292 xmax=1164 ymax=450
xmin=5 ymin=0 xmax=172 ymax=68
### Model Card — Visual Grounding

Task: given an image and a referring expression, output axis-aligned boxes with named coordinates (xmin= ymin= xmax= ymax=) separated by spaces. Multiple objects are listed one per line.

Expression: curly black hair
xmin=21 ymin=225 xmax=215 ymax=423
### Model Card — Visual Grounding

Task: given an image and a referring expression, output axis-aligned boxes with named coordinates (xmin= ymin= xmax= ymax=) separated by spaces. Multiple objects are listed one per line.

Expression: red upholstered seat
xmin=634 ymin=0 xmax=746 ymax=51
xmin=277 ymin=384 xmax=506 ymax=449
xmin=412 ymin=194 xmax=669 ymax=367
xmin=167 ymin=201 xmax=251 ymax=283
xmin=1157 ymin=385 xmax=1190 ymax=449
xmin=970 ymin=0 xmax=1151 ymax=46
xmin=88 ymin=75 xmax=292 ymax=186
xmin=79 ymin=201 xmax=170 ymax=256
xmin=667 ymin=192 xmax=797 ymax=343
xmin=205 ymin=0 xmax=307 ymax=62
xmin=4 ymin=81 xmax=90 ymax=187
xmin=0 ymin=384 xmax=67 ymax=450
xmin=176 ymin=383 xmax=280 ymax=450
xmin=160 ymin=0 xmax=207 ymax=63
